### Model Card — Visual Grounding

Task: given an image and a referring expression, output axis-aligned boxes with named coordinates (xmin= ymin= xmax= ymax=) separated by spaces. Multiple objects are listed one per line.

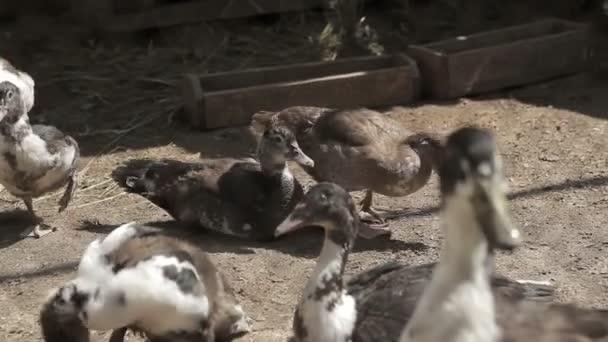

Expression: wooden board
xmin=181 ymin=54 xmax=421 ymax=130
xmin=408 ymin=18 xmax=593 ymax=99
xmin=101 ymin=0 xmax=328 ymax=32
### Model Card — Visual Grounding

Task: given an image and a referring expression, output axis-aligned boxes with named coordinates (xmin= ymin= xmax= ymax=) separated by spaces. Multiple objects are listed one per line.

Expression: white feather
xmin=400 ymin=181 xmax=501 ymax=342
xmin=0 ymin=118 xmax=76 ymax=197
xmin=0 ymin=68 xmax=35 ymax=112
xmin=78 ymin=254 xmax=209 ymax=334
xmin=297 ymin=240 xmax=357 ymax=342
xmin=77 ymin=222 xmax=139 ymax=283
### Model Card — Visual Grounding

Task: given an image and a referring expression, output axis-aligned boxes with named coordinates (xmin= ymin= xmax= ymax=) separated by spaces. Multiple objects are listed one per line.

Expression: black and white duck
xmin=399 ymin=127 xmax=608 ymax=342
xmin=273 ymin=128 xmax=554 ymax=342
xmin=252 ymin=106 xmax=443 ymax=237
xmin=0 ymin=71 xmax=79 ymax=238
xmin=40 ymin=221 xmax=252 ymax=342
xmin=112 ymin=126 xmax=314 ymax=241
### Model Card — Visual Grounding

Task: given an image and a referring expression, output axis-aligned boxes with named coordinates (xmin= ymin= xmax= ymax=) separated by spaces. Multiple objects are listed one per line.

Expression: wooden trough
xmin=181 ymin=54 xmax=421 ymax=130
xmin=72 ymin=0 xmax=328 ymax=32
xmin=408 ymin=18 xmax=593 ymax=100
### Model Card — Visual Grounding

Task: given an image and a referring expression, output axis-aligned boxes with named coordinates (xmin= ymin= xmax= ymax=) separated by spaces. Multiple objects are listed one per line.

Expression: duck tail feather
xmin=492 ymin=276 xmax=557 ymax=303
xmin=111 ymin=158 xmax=198 ymax=194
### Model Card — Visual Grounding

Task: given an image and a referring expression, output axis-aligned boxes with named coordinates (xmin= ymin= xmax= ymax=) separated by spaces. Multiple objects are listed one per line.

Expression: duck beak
xmin=289 ymin=143 xmax=314 ymax=168
xmin=275 ymin=202 xmax=317 ymax=237
xmin=475 ymin=177 xmax=522 ymax=251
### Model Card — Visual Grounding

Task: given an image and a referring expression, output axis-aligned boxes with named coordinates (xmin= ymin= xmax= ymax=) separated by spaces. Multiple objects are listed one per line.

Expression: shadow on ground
xmin=0 ymin=209 xmax=34 ymax=249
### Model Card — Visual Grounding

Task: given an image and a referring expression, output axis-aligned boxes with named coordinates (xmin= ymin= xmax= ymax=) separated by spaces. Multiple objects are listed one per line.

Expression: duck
xmin=112 ymin=126 xmax=314 ymax=241
xmin=274 ymin=176 xmax=553 ymax=342
xmin=399 ymin=127 xmax=608 ymax=342
xmin=39 ymin=221 xmax=252 ymax=342
xmin=0 ymin=74 xmax=79 ymax=238
xmin=252 ymin=106 xmax=443 ymax=237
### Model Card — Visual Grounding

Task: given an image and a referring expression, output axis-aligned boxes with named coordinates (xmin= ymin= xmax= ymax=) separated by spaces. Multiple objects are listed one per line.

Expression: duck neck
xmin=402 ymin=197 xmax=499 ymax=342
xmin=303 ymin=236 xmax=350 ymax=299
xmin=416 ymin=145 xmax=442 ymax=173
xmin=0 ymin=111 xmax=32 ymax=143
xmin=257 ymin=151 xmax=288 ymax=178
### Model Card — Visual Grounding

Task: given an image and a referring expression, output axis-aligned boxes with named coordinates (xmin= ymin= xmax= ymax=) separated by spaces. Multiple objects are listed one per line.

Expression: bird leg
xmin=20 ymin=197 xmax=57 ymax=238
xmin=58 ymin=173 xmax=78 ymax=213
xmin=358 ymin=190 xmax=389 ymax=224
xmin=108 ymin=327 xmax=128 ymax=342
xmin=357 ymin=190 xmax=391 ymax=238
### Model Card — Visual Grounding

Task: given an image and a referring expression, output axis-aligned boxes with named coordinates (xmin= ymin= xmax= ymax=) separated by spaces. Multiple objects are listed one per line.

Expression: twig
xmin=68 ymin=192 xmax=127 ymax=210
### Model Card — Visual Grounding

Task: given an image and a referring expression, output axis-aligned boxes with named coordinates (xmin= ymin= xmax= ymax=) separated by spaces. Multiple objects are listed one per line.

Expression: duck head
xmin=275 ymin=182 xmax=359 ymax=246
xmin=39 ymin=284 xmax=90 ymax=342
xmin=439 ymin=127 xmax=521 ymax=251
xmin=257 ymin=126 xmax=314 ymax=170
xmin=405 ymin=132 xmax=444 ymax=169
xmin=0 ymin=81 xmax=24 ymax=123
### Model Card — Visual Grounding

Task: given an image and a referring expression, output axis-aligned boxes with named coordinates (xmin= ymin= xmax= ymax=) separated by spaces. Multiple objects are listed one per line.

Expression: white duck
xmin=39 ymin=222 xmax=252 ymax=342
xmin=0 ymin=60 xmax=79 ymax=238
xmin=400 ymin=127 xmax=608 ymax=342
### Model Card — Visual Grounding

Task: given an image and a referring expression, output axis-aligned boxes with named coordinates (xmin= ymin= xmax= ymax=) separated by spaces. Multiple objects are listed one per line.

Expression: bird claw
xmin=359 ymin=207 xmax=388 ymax=225
xmin=20 ymin=223 xmax=57 ymax=239
xmin=358 ymin=222 xmax=391 ymax=239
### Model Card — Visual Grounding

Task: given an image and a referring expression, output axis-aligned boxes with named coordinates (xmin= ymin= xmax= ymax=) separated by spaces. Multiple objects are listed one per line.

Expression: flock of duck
xmin=1 ymin=56 xmax=608 ymax=342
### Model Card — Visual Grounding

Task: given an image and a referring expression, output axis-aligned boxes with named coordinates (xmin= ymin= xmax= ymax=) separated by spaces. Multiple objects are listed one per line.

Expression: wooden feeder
xmin=408 ymin=18 xmax=593 ymax=100
xmin=180 ymin=54 xmax=421 ymax=130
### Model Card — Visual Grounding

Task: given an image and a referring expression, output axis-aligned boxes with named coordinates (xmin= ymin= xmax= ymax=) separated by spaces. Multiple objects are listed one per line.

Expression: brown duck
xmin=252 ymin=106 xmax=442 ymax=238
xmin=112 ymin=126 xmax=313 ymax=241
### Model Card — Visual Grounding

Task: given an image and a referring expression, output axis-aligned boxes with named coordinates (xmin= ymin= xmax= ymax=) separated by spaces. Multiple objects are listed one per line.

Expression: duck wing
xmin=32 ymin=125 xmax=80 ymax=211
xmin=498 ymin=300 xmax=608 ymax=341
xmin=313 ymin=109 xmax=407 ymax=147
xmin=347 ymin=262 xmax=433 ymax=342
xmin=347 ymin=262 xmax=558 ymax=342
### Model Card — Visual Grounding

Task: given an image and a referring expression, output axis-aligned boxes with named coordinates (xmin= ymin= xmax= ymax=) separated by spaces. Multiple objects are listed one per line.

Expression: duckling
xmin=252 ymin=106 xmax=443 ymax=237
xmin=274 ymin=181 xmax=554 ymax=342
xmin=0 ymin=79 xmax=79 ymax=238
xmin=400 ymin=127 xmax=608 ymax=342
xmin=112 ymin=126 xmax=314 ymax=241
xmin=40 ymin=222 xmax=252 ymax=342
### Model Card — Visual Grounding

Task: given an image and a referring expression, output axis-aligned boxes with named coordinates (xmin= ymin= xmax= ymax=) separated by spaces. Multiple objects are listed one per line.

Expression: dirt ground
xmin=0 ymin=2 xmax=607 ymax=341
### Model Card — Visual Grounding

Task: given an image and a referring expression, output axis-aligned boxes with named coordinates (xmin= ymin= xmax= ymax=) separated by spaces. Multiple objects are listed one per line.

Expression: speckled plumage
xmin=276 ymin=183 xmax=556 ymax=342
xmin=252 ymin=106 xmax=442 ymax=196
xmin=40 ymin=222 xmax=252 ymax=342
xmin=0 ymin=57 xmax=34 ymax=112
xmin=0 ymin=71 xmax=79 ymax=237
xmin=112 ymin=127 xmax=313 ymax=241
xmin=252 ymin=106 xmax=442 ymax=230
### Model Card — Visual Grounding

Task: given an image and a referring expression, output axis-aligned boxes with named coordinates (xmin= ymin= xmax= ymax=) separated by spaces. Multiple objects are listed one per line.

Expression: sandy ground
xmin=0 ymin=3 xmax=607 ymax=341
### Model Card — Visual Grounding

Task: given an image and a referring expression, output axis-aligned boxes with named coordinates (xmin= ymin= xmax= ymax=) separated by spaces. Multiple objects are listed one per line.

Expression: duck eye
xmin=270 ymin=135 xmax=283 ymax=143
xmin=5 ymin=90 xmax=13 ymax=99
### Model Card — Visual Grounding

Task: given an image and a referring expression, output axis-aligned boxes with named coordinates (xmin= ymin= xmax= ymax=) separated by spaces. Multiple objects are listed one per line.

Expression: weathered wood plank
xmin=408 ymin=18 xmax=593 ymax=99
xmin=182 ymin=54 xmax=421 ymax=130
